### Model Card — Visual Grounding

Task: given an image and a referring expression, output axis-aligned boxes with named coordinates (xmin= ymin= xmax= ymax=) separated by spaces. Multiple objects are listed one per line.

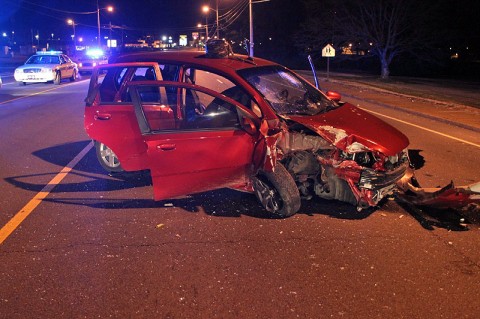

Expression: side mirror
xmin=326 ymin=91 xmax=341 ymax=102
xmin=241 ymin=116 xmax=258 ymax=135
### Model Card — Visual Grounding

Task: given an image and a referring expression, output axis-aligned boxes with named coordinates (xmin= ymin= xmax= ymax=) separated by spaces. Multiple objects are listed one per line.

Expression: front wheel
xmin=252 ymin=163 xmax=301 ymax=218
xmin=95 ymin=141 xmax=124 ymax=173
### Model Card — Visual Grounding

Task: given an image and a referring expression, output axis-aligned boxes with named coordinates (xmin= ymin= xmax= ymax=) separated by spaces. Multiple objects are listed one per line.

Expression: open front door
xmin=129 ymin=81 xmax=260 ymax=200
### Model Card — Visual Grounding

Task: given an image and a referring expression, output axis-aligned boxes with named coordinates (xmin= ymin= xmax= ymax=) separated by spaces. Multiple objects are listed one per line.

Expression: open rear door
xmin=84 ymin=62 xmax=163 ymax=171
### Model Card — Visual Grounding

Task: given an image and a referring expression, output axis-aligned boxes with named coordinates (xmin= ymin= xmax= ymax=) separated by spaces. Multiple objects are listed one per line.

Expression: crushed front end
xmin=276 ymin=127 xmax=411 ymax=211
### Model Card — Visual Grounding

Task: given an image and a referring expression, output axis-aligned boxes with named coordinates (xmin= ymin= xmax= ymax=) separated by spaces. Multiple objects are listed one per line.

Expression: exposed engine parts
xmin=277 ymin=130 xmax=409 ymax=210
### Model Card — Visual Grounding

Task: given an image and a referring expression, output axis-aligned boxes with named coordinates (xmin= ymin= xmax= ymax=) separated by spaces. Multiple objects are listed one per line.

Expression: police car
xmin=14 ymin=51 xmax=78 ymax=85
xmin=76 ymin=48 xmax=108 ymax=74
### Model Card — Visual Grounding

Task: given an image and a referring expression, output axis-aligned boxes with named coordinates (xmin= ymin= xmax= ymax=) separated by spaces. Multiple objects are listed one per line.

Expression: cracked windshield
xmin=240 ymin=66 xmax=336 ymax=116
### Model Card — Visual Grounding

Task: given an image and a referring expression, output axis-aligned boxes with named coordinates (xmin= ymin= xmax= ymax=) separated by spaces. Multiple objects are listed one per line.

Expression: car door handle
xmin=94 ymin=113 xmax=111 ymax=120
xmin=157 ymin=144 xmax=176 ymax=151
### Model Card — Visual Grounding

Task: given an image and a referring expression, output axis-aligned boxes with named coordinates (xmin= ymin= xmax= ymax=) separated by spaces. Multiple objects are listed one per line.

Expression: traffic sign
xmin=322 ymin=44 xmax=335 ymax=57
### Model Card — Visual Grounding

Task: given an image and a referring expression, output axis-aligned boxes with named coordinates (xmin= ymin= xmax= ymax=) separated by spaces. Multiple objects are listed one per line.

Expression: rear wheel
xmin=53 ymin=71 xmax=61 ymax=85
xmin=95 ymin=141 xmax=124 ymax=173
xmin=252 ymin=163 xmax=301 ymax=218
xmin=69 ymin=69 xmax=77 ymax=82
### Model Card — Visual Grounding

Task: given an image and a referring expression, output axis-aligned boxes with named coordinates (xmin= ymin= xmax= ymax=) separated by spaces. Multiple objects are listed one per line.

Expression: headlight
xmin=15 ymin=69 xmax=21 ymax=74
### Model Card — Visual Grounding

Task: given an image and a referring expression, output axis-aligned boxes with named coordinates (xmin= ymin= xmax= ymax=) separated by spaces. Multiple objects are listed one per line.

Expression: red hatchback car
xmin=84 ymin=45 xmax=410 ymax=217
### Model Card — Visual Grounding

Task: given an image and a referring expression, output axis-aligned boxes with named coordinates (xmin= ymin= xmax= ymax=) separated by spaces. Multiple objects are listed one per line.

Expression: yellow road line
xmin=363 ymin=108 xmax=480 ymax=149
xmin=0 ymin=141 xmax=93 ymax=245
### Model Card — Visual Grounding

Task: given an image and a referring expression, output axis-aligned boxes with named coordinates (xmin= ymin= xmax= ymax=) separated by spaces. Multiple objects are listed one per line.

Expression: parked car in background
xmin=75 ymin=48 xmax=108 ymax=75
xmin=84 ymin=40 xmax=411 ymax=217
xmin=14 ymin=51 xmax=77 ymax=85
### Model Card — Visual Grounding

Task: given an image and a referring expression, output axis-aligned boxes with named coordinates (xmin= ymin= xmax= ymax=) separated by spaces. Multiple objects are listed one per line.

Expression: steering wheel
xmin=276 ymin=89 xmax=289 ymax=101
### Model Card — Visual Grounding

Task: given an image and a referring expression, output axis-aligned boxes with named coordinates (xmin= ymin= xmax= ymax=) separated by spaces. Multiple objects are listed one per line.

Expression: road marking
xmin=363 ymin=108 xmax=480 ymax=149
xmin=0 ymin=141 xmax=93 ymax=245
xmin=0 ymin=80 xmax=86 ymax=106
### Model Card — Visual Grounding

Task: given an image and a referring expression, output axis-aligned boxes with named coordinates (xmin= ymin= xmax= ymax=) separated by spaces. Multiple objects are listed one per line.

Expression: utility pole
xmin=249 ymin=0 xmax=270 ymax=58
xmin=249 ymin=0 xmax=253 ymax=57
xmin=97 ymin=0 xmax=101 ymax=47
xmin=216 ymin=0 xmax=219 ymax=38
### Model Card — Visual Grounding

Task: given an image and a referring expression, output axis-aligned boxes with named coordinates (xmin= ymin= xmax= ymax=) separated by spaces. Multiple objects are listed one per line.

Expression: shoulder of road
xmin=298 ymin=70 xmax=480 ymax=133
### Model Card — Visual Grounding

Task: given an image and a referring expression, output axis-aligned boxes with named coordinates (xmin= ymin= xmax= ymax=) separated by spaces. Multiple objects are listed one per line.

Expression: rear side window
xmin=97 ymin=67 xmax=129 ymax=103
xmin=90 ymin=64 xmax=179 ymax=104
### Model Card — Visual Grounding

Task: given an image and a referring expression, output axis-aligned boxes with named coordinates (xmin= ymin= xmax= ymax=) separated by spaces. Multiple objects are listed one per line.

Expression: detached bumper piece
xmin=397 ymin=181 xmax=480 ymax=210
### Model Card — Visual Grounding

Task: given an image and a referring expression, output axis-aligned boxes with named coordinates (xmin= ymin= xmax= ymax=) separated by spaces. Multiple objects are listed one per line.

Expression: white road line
xmin=0 ymin=141 xmax=93 ymax=245
xmin=362 ymin=108 xmax=480 ymax=148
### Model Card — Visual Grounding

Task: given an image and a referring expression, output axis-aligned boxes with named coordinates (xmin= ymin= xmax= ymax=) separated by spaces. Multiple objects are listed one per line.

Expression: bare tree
xmin=298 ymin=0 xmax=441 ymax=79
xmin=341 ymin=0 xmax=417 ymax=78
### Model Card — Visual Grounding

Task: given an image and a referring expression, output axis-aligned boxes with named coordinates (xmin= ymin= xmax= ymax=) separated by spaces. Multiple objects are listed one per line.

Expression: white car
xmin=14 ymin=51 xmax=78 ymax=85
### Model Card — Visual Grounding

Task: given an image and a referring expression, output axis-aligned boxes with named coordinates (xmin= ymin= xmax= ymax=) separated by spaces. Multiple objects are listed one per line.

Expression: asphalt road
xmin=1 ymin=76 xmax=480 ymax=318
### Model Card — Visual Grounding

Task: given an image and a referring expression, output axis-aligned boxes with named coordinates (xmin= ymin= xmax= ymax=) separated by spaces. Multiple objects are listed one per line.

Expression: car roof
xmin=110 ymin=50 xmax=278 ymax=73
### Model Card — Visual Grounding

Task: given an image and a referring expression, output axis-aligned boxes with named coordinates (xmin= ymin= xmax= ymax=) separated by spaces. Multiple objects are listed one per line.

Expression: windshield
xmin=26 ymin=55 xmax=60 ymax=65
xmin=238 ymin=66 xmax=337 ymax=116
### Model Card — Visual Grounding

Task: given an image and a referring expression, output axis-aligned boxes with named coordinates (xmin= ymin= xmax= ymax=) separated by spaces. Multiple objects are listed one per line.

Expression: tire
xmin=94 ymin=141 xmax=124 ymax=173
xmin=252 ymin=163 xmax=301 ymax=218
xmin=53 ymin=71 xmax=61 ymax=85
xmin=70 ymin=69 xmax=77 ymax=82
xmin=19 ymin=81 xmax=26 ymax=86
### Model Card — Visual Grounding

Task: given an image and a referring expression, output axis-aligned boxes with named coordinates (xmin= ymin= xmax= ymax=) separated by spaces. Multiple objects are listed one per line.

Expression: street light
xmin=96 ymin=1 xmax=113 ymax=47
xmin=202 ymin=1 xmax=219 ymax=38
xmin=201 ymin=6 xmax=210 ymax=40
xmin=67 ymin=19 xmax=76 ymax=48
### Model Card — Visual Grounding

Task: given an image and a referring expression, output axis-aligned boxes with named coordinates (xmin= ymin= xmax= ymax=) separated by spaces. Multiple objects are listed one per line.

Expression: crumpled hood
xmin=287 ymin=103 xmax=409 ymax=156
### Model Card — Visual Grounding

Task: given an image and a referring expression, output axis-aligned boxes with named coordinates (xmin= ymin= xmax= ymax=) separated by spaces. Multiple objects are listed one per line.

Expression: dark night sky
xmin=2 ymin=0 xmax=479 ymax=77
xmin=2 ymin=0 xmax=479 ymax=46
xmin=1 ymin=0 xmax=226 ymax=42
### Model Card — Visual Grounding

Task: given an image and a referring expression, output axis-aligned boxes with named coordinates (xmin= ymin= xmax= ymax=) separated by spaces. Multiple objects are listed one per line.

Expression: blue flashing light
xmin=86 ymin=48 xmax=104 ymax=58
xmin=37 ymin=50 xmax=63 ymax=55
